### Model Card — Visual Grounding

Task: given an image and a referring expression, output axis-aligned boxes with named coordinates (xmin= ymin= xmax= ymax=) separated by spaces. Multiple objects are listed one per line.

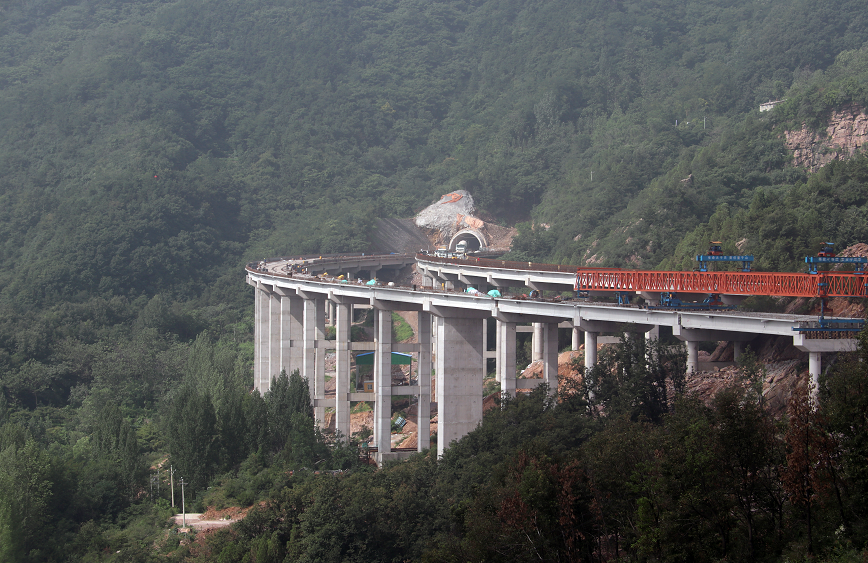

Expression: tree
xmin=782 ymin=379 xmax=839 ymax=555
xmin=0 ymin=437 xmax=53 ymax=561
xmin=215 ymin=384 xmax=250 ymax=472
xmin=264 ymin=369 xmax=313 ymax=453
xmin=713 ymin=386 xmax=785 ymax=560
xmin=163 ymin=384 xmax=218 ymax=491
xmin=632 ymin=398 xmax=731 ymax=562
xmin=583 ymin=415 xmax=658 ymax=558
xmin=91 ymin=402 xmax=144 ymax=499
xmin=586 ymin=335 xmax=686 ymax=423
xmin=822 ymin=327 xmax=868 ymax=543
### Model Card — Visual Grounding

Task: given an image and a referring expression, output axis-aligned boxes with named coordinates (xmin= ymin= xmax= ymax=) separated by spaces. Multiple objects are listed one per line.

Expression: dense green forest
xmin=3 ymin=0 xmax=868 ymax=560
xmin=174 ymin=340 xmax=868 ymax=563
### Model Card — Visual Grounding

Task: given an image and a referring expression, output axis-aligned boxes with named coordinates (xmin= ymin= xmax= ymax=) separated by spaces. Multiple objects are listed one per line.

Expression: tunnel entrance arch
xmin=449 ymin=230 xmax=486 ymax=252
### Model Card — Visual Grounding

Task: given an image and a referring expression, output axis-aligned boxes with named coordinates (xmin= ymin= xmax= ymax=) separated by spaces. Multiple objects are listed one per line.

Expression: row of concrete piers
xmin=253 ymin=279 xmax=580 ymax=460
xmin=253 ymin=278 xmax=759 ymax=461
xmin=250 ymin=256 xmax=854 ymax=461
xmin=418 ymin=265 xmax=844 ymax=401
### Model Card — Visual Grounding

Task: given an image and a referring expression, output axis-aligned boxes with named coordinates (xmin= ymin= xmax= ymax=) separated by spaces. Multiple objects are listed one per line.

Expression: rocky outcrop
xmin=786 ymin=103 xmax=868 ymax=171
xmin=414 ymin=190 xmax=478 ymax=235
xmin=414 ymin=190 xmax=515 ymax=250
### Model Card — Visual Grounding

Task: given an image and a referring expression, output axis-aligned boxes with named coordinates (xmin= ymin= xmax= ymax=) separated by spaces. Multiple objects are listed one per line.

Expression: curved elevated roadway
xmin=248 ymin=253 xmax=858 ymax=461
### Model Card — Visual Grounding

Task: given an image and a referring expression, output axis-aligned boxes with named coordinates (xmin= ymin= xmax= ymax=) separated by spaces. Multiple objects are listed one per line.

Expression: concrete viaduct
xmin=247 ymin=253 xmax=857 ymax=463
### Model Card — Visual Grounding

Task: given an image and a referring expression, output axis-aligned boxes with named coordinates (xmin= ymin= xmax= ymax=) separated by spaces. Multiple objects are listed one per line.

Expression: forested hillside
xmin=3 ymin=0 xmax=868 ymax=560
xmin=2 ymin=0 xmax=868 ymax=295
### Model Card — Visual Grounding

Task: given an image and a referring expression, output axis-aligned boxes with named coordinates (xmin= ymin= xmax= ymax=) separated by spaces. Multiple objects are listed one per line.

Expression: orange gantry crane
xmin=573 ymin=269 xmax=868 ymax=298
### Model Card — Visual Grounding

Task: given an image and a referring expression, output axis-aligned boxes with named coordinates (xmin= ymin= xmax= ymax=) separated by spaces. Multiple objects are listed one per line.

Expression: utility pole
xmin=179 ymin=477 xmax=187 ymax=528
xmin=170 ymin=465 xmax=176 ymax=507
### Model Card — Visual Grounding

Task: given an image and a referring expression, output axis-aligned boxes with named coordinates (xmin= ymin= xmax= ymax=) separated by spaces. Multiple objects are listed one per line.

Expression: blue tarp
xmin=487 ymin=289 xmax=502 ymax=298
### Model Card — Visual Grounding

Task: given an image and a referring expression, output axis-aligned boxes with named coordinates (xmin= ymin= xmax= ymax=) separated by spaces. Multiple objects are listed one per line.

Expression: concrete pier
xmin=498 ymin=320 xmax=517 ymax=395
xmin=269 ymin=292 xmax=281 ymax=386
xmin=584 ymin=331 xmax=598 ymax=370
xmin=288 ymin=295 xmax=304 ymax=379
xmin=809 ymin=351 xmax=821 ymax=394
xmin=686 ymin=340 xmax=699 ymax=374
xmin=335 ymin=303 xmax=351 ymax=439
xmin=303 ymin=297 xmax=326 ymax=423
xmin=542 ymin=322 xmax=558 ymax=395
xmin=571 ymin=326 xmax=581 ymax=352
xmin=532 ymin=322 xmax=544 ymax=361
xmin=417 ymin=311 xmax=432 ymax=451
xmin=733 ymin=340 xmax=745 ymax=362
xmin=374 ymin=309 xmax=392 ymax=452
xmin=436 ymin=316 xmax=484 ymax=456
xmin=278 ymin=291 xmax=293 ymax=377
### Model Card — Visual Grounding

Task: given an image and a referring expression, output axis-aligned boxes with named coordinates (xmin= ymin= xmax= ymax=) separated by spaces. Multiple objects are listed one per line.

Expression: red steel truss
xmin=575 ymin=269 xmax=868 ymax=298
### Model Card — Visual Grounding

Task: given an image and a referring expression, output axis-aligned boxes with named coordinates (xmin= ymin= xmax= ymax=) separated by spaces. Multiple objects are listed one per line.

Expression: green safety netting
xmin=355 ymin=352 xmax=413 ymax=365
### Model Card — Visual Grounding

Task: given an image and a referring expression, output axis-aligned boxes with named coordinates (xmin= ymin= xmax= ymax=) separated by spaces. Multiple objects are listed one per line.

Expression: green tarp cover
xmin=355 ymin=352 xmax=413 ymax=365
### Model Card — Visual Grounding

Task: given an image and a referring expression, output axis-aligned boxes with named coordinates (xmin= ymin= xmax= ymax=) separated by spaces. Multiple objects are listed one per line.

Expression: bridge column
xmin=794 ymin=334 xmax=857 ymax=404
xmin=498 ymin=320 xmax=517 ymax=395
xmin=303 ymin=297 xmax=326 ymax=424
xmin=335 ymin=303 xmax=352 ymax=439
xmin=686 ymin=340 xmax=699 ymax=374
xmin=287 ymin=295 xmax=304 ymax=377
xmin=532 ymin=323 xmax=544 ymax=361
xmin=256 ymin=285 xmax=277 ymax=393
xmin=277 ymin=291 xmax=300 ymax=379
xmin=733 ymin=341 xmax=745 ymax=362
xmin=268 ymin=292 xmax=281 ymax=388
xmin=254 ymin=286 xmax=264 ymax=392
xmin=417 ymin=312 xmax=432 ymax=451
xmin=483 ymin=319 xmax=497 ymax=380
xmin=374 ymin=309 xmax=392 ymax=453
xmin=326 ymin=302 xmax=336 ymax=327
xmin=436 ymin=315 xmax=485 ymax=456
xmin=494 ymin=321 xmax=502 ymax=382
xmin=809 ymin=352 xmax=821 ymax=401
xmin=542 ymin=322 xmax=559 ymax=396
xmin=584 ymin=331 xmax=598 ymax=370
xmin=572 ymin=326 xmax=581 ymax=352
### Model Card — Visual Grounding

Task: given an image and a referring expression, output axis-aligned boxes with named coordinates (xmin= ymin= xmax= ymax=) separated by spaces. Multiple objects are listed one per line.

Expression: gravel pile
xmin=414 ymin=190 xmax=476 ymax=235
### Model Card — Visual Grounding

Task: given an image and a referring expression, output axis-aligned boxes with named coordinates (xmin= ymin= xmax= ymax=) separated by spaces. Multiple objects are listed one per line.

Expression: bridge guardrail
xmin=416 ymin=254 xmax=592 ymax=273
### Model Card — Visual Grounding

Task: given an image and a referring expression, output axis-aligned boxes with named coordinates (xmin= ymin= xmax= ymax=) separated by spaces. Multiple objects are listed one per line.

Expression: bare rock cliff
xmin=414 ymin=191 xmax=515 ymax=250
xmin=786 ymin=103 xmax=868 ymax=171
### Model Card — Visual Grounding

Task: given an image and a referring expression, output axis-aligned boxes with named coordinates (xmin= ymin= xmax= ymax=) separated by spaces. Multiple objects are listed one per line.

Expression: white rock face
xmin=414 ymin=190 xmax=477 ymax=234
